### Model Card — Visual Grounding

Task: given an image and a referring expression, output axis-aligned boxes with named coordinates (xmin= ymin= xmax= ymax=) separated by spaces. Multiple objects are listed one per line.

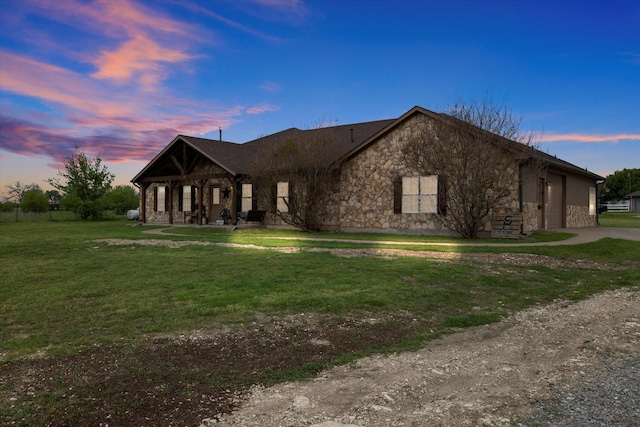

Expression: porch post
xmin=140 ymin=183 xmax=148 ymax=223
xmin=197 ymin=179 xmax=207 ymax=225
xmin=167 ymin=181 xmax=174 ymax=225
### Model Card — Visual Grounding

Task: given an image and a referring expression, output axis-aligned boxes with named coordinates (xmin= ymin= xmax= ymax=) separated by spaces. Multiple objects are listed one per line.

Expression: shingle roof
xmin=132 ymin=106 xmax=602 ymax=183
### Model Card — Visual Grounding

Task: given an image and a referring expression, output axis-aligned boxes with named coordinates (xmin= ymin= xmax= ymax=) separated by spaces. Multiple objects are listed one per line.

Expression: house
xmin=131 ymin=106 xmax=603 ymax=234
xmin=628 ymin=190 xmax=640 ymax=213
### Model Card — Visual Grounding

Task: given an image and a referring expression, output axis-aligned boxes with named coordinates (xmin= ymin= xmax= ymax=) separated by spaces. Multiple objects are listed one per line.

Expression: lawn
xmin=598 ymin=211 xmax=640 ymax=228
xmin=1 ymin=220 xmax=639 ymax=426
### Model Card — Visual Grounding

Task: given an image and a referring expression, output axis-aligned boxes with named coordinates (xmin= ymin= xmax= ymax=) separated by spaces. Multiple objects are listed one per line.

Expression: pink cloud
xmin=539 ymin=133 xmax=640 ymax=143
xmin=91 ymin=33 xmax=193 ymax=89
xmin=0 ymin=50 xmax=134 ymax=117
xmin=28 ymin=0 xmax=203 ymax=91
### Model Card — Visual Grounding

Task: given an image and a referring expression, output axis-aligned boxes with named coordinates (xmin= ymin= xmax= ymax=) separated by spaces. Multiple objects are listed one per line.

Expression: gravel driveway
xmin=208 ymin=289 xmax=639 ymax=427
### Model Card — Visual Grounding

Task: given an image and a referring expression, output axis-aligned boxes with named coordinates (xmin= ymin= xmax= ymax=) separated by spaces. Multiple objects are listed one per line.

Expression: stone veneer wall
xmin=339 ymin=114 xmax=525 ymax=234
xmin=339 ymin=115 xmax=449 ymax=232
xmin=566 ymin=205 xmax=596 ymax=228
xmin=521 ymin=201 xmax=539 ymax=233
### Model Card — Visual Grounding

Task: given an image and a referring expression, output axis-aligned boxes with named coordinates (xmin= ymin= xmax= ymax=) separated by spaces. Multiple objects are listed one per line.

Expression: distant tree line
xmin=599 ymin=168 xmax=640 ymax=203
xmin=2 ymin=149 xmax=139 ymax=219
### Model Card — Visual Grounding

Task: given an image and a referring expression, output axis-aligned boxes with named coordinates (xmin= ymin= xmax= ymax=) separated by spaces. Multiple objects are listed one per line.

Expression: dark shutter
xmin=154 ymin=187 xmax=158 ymax=211
xmin=178 ymin=186 xmax=183 ymax=212
xmin=438 ymin=178 xmax=447 ymax=215
xmin=164 ymin=186 xmax=169 ymax=211
xmin=393 ymin=177 xmax=402 ymax=214
xmin=191 ymin=186 xmax=196 ymax=211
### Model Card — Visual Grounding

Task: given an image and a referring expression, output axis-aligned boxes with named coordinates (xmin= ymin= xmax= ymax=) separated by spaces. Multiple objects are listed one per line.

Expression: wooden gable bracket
xmin=169 ymin=155 xmax=185 ymax=175
xmin=186 ymin=151 xmax=200 ymax=175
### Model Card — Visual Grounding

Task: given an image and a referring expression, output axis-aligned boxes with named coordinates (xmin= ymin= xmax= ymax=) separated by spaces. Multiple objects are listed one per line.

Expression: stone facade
xmin=566 ymin=205 xmax=597 ymax=228
xmin=339 ymin=115 xmax=449 ymax=232
xmin=338 ymin=114 xmax=521 ymax=234
xmin=521 ymin=201 xmax=539 ymax=233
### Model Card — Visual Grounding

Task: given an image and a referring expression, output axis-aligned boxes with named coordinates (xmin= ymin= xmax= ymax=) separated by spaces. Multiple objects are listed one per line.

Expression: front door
xmin=537 ymin=178 xmax=545 ymax=229
xmin=210 ymin=186 xmax=222 ymax=223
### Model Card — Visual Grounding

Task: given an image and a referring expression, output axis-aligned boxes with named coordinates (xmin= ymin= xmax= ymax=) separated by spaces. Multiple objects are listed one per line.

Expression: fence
xmin=604 ymin=201 xmax=630 ymax=212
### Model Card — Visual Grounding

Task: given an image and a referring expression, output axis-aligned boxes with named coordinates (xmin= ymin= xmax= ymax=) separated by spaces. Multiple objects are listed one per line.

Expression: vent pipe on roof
xmin=350 ymin=128 xmax=354 ymax=143
xmin=219 ymin=127 xmax=222 ymax=141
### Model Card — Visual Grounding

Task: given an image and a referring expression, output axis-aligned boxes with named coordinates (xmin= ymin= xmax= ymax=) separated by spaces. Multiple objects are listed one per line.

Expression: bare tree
xmin=5 ymin=181 xmax=41 ymax=220
xmin=402 ymin=99 xmax=538 ymax=238
xmin=248 ymin=128 xmax=340 ymax=232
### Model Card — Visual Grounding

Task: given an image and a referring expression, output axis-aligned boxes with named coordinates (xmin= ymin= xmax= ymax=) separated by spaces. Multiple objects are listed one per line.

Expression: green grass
xmin=599 ymin=211 xmax=640 ymax=228
xmin=167 ymin=225 xmax=575 ymax=245
xmin=1 ymin=220 xmax=639 ymax=360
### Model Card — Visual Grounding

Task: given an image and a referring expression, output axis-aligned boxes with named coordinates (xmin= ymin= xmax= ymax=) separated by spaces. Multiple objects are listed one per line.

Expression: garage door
xmin=547 ymin=173 xmax=564 ymax=229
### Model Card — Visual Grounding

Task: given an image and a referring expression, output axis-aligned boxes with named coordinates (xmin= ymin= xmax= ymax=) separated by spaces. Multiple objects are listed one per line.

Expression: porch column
xmin=140 ymin=183 xmax=148 ymax=223
xmin=196 ymin=179 xmax=207 ymax=225
xmin=167 ymin=181 xmax=174 ymax=225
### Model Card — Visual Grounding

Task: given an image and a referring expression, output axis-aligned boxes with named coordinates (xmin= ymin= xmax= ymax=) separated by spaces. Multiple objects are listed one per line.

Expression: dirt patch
xmin=214 ymin=289 xmax=640 ymax=427
xmin=0 ymin=312 xmax=425 ymax=427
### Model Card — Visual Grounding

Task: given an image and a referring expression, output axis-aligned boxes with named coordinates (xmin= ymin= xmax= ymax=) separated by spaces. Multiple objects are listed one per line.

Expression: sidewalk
xmin=266 ymin=227 xmax=640 ymax=247
xmin=143 ymin=226 xmax=640 ymax=247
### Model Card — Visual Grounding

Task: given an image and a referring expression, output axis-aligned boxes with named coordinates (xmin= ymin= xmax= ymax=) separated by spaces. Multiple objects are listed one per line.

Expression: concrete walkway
xmin=265 ymin=227 xmax=640 ymax=247
xmin=143 ymin=226 xmax=640 ymax=247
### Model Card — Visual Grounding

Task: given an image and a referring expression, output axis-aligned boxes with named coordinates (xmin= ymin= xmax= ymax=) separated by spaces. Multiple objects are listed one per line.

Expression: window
xmin=212 ymin=187 xmax=220 ymax=205
xmin=181 ymin=185 xmax=192 ymax=212
xmin=241 ymin=183 xmax=252 ymax=211
xmin=589 ymin=187 xmax=596 ymax=216
xmin=277 ymin=181 xmax=289 ymax=212
xmin=400 ymin=176 xmax=438 ymax=214
xmin=155 ymin=186 xmax=166 ymax=212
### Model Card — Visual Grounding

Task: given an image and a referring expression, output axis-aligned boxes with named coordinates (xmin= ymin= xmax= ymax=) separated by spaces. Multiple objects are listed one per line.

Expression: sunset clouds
xmin=0 ymin=0 xmax=638 ymax=194
xmin=0 ymin=0 xmax=285 ymax=173
xmin=539 ymin=133 xmax=640 ymax=144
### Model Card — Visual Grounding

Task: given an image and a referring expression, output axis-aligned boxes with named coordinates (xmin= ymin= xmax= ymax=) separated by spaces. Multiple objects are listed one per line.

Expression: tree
xmin=48 ymin=148 xmax=115 ymax=219
xmin=105 ymin=185 xmax=139 ymax=215
xmin=401 ymin=99 xmax=538 ymax=238
xmin=600 ymin=168 xmax=640 ymax=202
xmin=5 ymin=182 xmax=41 ymax=220
xmin=248 ymin=127 xmax=341 ymax=232
xmin=21 ymin=188 xmax=49 ymax=214
xmin=5 ymin=181 xmax=41 ymax=203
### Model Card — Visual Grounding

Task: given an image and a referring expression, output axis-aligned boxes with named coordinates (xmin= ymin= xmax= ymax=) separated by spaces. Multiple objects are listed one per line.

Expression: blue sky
xmin=1 ymin=0 xmax=638 ymax=198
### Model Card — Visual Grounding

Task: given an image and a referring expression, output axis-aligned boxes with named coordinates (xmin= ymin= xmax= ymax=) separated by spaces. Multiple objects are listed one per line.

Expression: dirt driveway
xmin=211 ymin=289 xmax=639 ymax=427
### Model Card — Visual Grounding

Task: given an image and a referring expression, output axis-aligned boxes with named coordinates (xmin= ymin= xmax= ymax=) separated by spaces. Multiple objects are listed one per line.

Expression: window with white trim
xmin=589 ymin=187 xmax=596 ymax=216
xmin=212 ymin=187 xmax=220 ymax=205
xmin=241 ymin=183 xmax=252 ymax=211
xmin=277 ymin=181 xmax=289 ymax=212
xmin=402 ymin=176 xmax=438 ymax=214
xmin=155 ymin=186 xmax=166 ymax=212
xmin=182 ymin=185 xmax=192 ymax=212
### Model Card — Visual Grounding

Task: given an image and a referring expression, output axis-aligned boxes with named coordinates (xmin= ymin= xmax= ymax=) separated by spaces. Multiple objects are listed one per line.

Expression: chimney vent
xmin=350 ymin=128 xmax=354 ymax=143
xmin=219 ymin=127 xmax=222 ymax=141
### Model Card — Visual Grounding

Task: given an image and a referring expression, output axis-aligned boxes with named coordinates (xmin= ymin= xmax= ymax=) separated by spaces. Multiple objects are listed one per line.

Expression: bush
xmin=21 ymin=189 xmax=49 ymax=214
xmin=0 ymin=201 xmax=16 ymax=212
xmin=105 ymin=185 xmax=139 ymax=215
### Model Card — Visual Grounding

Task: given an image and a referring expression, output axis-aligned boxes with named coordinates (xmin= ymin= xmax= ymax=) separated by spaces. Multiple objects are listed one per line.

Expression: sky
xmin=1 ymin=0 xmax=639 ymax=199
